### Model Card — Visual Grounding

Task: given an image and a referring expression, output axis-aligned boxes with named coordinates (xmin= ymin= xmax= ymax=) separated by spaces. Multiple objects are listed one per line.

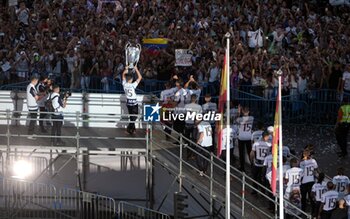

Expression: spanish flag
xmin=271 ymin=82 xmax=281 ymax=195
xmin=217 ymin=53 xmax=228 ymax=157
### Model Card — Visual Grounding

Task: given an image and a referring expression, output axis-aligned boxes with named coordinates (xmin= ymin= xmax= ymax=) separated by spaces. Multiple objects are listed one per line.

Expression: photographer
xmin=36 ymin=76 xmax=50 ymax=133
xmin=49 ymin=85 xmax=67 ymax=146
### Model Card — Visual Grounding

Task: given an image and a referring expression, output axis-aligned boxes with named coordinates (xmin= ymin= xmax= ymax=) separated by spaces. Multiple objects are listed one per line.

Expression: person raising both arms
xmin=122 ymin=66 xmax=142 ymax=135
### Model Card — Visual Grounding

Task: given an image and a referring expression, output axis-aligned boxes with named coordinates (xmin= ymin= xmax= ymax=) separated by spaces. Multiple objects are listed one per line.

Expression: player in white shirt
xmin=184 ymin=94 xmax=202 ymax=159
xmin=172 ymin=80 xmax=187 ymax=141
xmin=174 ymin=80 xmax=188 ymax=108
xmin=319 ymin=181 xmax=339 ymax=219
xmin=332 ymin=167 xmax=350 ymax=199
xmin=284 ymin=158 xmax=304 ymax=199
xmin=264 ymin=153 xmax=290 ymax=178
xmin=299 ymin=150 xmax=318 ymax=211
xmin=311 ymin=173 xmax=328 ymax=218
xmin=122 ymin=66 xmax=142 ymax=134
xmin=250 ymin=131 xmax=271 ymax=194
xmin=26 ymin=75 xmax=44 ymax=139
xmin=236 ymin=106 xmax=254 ymax=172
xmin=196 ymin=120 xmax=213 ymax=175
xmin=220 ymin=122 xmax=238 ymax=166
xmin=251 ymin=122 xmax=264 ymax=143
xmin=202 ymin=94 xmax=218 ymax=142
xmin=160 ymin=82 xmax=177 ymax=103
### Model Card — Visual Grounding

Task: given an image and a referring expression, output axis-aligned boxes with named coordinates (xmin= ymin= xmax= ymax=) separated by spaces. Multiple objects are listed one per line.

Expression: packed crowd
xmin=2 ymin=0 xmax=350 ymax=217
xmin=0 ymin=0 xmax=349 ymax=97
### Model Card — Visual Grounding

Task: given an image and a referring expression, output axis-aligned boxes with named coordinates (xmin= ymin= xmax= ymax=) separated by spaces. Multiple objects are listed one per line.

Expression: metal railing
xmin=57 ymin=188 xmax=117 ymax=219
xmin=118 ymin=201 xmax=170 ymax=219
xmin=152 ymin=123 xmax=311 ymax=219
xmin=0 ymin=176 xmax=171 ymax=219
xmin=0 ymin=177 xmax=58 ymax=219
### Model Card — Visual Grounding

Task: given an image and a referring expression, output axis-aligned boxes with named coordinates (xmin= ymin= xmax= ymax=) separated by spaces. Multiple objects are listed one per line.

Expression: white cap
xmin=267 ymin=126 xmax=274 ymax=133
xmin=33 ymin=52 xmax=39 ymax=57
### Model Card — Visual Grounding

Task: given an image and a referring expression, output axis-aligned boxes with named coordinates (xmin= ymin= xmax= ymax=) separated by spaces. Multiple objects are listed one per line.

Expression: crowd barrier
xmin=118 ymin=201 xmax=170 ymax=219
xmin=0 ymin=177 xmax=170 ymax=219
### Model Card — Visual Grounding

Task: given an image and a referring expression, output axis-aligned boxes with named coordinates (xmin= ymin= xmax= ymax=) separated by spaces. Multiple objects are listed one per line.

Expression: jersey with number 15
xmin=285 ymin=167 xmax=304 ymax=189
xmin=122 ymin=80 xmax=139 ymax=106
xmin=300 ymin=159 xmax=318 ymax=184
xmin=197 ymin=121 xmax=213 ymax=147
xmin=332 ymin=175 xmax=350 ymax=198
xmin=321 ymin=190 xmax=339 ymax=211
xmin=236 ymin=116 xmax=254 ymax=141
xmin=252 ymin=140 xmax=271 ymax=166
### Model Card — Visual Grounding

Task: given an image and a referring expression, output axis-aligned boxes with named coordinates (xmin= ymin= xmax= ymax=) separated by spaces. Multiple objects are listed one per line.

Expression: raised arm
xmin=135 ymin=66 xmax=143 ymax=84
xmin=122 ymin=66 xmax=128 ymax=81
xmin=184 ymin=75 xmax=195 ymax=89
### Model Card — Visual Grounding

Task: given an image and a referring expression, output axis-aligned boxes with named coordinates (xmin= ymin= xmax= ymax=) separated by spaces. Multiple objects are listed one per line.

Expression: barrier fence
xmin=118 ymin=201 xmax=170 ymax=219
xmin=0 ymin=177 xmax=171 ymax=219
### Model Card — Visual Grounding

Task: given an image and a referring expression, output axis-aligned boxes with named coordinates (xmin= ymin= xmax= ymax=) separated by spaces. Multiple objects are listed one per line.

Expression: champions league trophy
xmin=125 ymin=42 xmax=141 ymax=72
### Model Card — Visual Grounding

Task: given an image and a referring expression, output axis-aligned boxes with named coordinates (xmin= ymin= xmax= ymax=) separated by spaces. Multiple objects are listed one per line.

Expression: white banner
xmin=175 ymin=49 xmax=193 ymax=66
xmin=329 ymin=0 xmax=350 ymax=5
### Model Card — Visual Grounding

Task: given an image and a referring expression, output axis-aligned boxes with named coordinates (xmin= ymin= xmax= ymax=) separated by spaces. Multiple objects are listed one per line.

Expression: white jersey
xmin=251 ymin=130 xmax=263 ymax=143
xmin=184 ymin=103 xmax=202 ymax=125
xmin=236 ymin=116 xmax=254 ymax=140
xmin=332 ymin=175 xmax=350 ymax=198
xmin=160 ymin=88 xmax=177 ymax=102
xmin=312 ymin=181 xmax=328 ymax=202
xmin=285 ymin=167 xmax=304 ymax=192
xmin=321 ymin=190 xmax=339 ymax=211
xmin=252 ymin=140 xmax=271 ymax=166
xmin=174 ymin=88 xmax=188 ymax=108
xmin=197 ymin=121 xmax=213 ymax=147
xmin=122 ymin=80 xmax=138 ymax=106
xmin=26 ymin=83 xmax=38 ymax=111
xmin=221 ymin=127 xmax=236 ymax=150
xmin=300 ymin=159 xmax=318 ymax=184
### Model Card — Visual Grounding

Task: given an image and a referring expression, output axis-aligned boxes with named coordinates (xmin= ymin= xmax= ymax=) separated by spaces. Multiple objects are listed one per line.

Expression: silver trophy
xmin=125 ymin=43 xmax=141 ymax=70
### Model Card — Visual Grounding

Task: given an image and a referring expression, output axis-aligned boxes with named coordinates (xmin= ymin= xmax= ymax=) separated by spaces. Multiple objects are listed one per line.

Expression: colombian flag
xmin=271 ymin=83 xmax=281 ymax=195
xmin=142 ymin=38 xmax=168 ymax=56
xmin=217 ymin=53 xmax=228 ymax=157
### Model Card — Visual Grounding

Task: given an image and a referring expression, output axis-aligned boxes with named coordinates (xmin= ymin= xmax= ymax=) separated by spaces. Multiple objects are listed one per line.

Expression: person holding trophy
xmin=122 ymin=43 xmax=142 ymax=135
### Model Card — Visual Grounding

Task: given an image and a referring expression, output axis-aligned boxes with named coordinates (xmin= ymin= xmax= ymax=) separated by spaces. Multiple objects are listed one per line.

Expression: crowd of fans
xmin=1 ymin=0 xmax=350 ymax=218
xmin=0 ymin=0 xmax=349 ymax=97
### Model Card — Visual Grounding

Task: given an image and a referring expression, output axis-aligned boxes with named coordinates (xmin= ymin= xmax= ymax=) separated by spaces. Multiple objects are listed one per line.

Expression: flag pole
xmin=277 ymin=69 xmax=284 ymax=218
xmin=225 ymin=32 xmax=231 ymax=219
